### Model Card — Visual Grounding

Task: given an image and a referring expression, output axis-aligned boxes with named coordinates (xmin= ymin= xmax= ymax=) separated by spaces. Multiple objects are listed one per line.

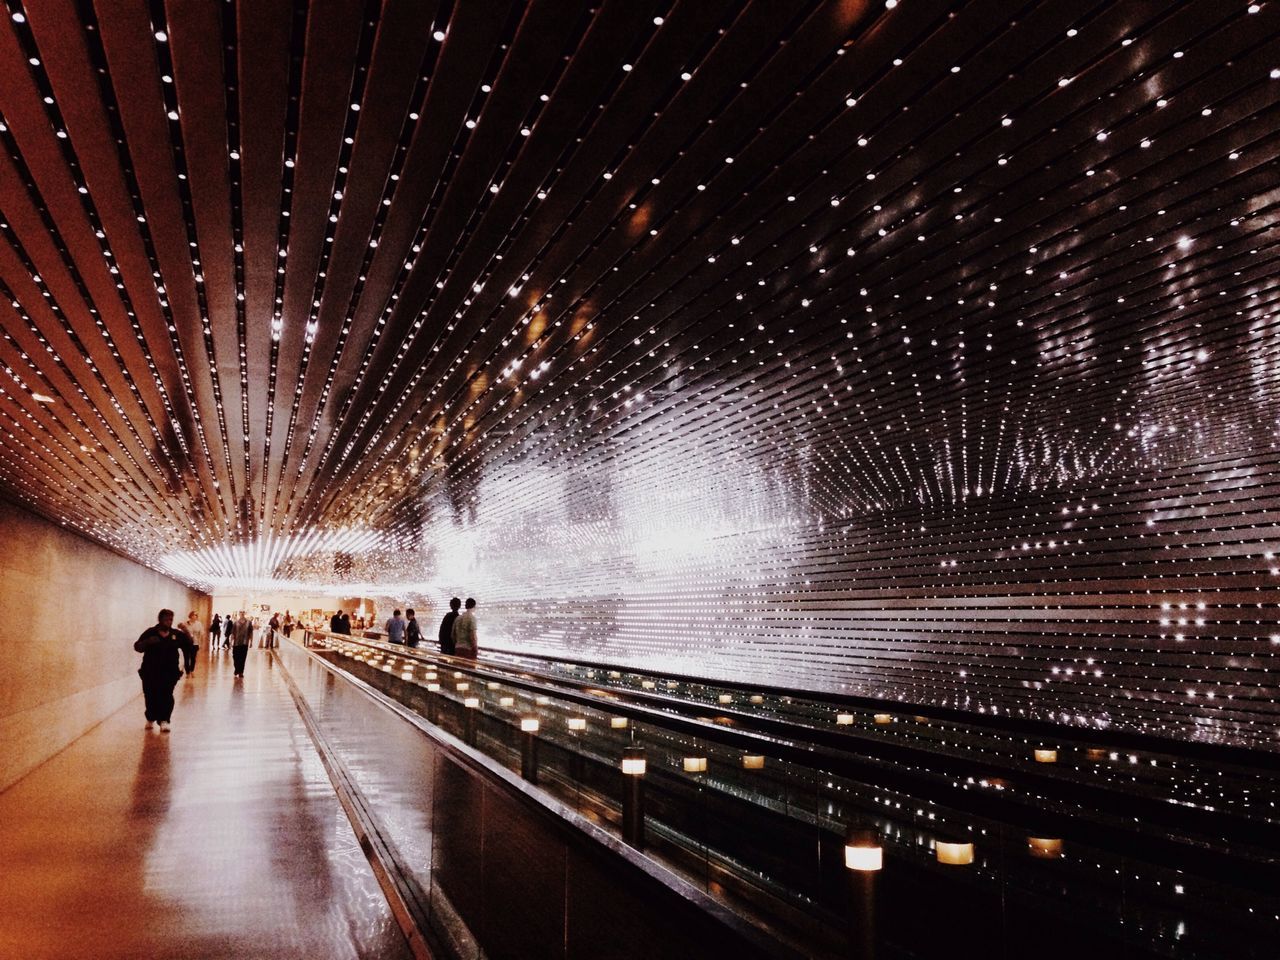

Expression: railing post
xmin=463 ymin=697 xmax=480 ymax=746
xmin=844 ymin=827 xmax=881 ymax=960
xmin=520 ymin=717 xmax=540 ymax=782
xmin=425 ymin=682 xmax=440 ymax=724
xmin=621 ymin=746 xmax=646 ymax=849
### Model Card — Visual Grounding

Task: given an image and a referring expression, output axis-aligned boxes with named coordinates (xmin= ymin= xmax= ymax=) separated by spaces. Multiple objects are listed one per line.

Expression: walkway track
xmin=0 ymin=646 xmax=412 ymax=960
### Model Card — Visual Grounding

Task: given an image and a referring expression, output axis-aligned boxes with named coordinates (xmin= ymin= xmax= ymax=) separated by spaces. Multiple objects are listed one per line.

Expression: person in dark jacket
xmin=330 ymin=610 xmax=344 ymax=634
xmin=134 ymin=609 xmax=197 ymax=731
xmin=339 ymin=612 xmax=351 ymax=635
xmin=222 ymin=613 xmax=234 ymax=648
xmin=231 ymin=612 xmax=254 ymax=677
xmin=405 ymin=608 xmax=421 ymax=648
xmin=438 ymin=597 xmax=461 ymax=655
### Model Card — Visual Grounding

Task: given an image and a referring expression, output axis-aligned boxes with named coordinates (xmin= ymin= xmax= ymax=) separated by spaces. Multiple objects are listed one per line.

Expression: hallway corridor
xmin=0 ymin=647 xmax=411 ymax=960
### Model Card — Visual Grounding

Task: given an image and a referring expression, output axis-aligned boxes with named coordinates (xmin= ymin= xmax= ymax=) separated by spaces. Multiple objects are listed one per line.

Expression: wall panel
xmin=0 ymin=497 xmax=208 ymax=791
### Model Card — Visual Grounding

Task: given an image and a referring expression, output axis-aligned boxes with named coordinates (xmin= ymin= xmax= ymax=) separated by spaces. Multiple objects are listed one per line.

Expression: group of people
xmin=135 ymin=597 xmax=482 ymax=730
xmin=135 ymin=607 xmax=299 ymax=730
xmin=323 ymin=599 xmax=476 ymax=657
xmin=209 ymin=610 xmax=296 ymax=651
xmin=379 ymin=597 xmax=478 ymax=658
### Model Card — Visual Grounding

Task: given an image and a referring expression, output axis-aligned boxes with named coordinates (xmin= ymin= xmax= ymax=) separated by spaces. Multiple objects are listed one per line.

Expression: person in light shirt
xmin=452 ymin=598 xmax=478 ymax=658
xmin=182 ymin=611 xmax=205 ymax=670
xmin=385 ymin=609 xmax=406 ymax=645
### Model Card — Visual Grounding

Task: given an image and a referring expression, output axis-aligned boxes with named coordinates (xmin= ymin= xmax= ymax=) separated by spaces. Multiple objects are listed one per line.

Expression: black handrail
xmin=478 ymin=643 xmax=1277 ymax=768
xmin=304 ymin=630 xmax=1280 ymax=888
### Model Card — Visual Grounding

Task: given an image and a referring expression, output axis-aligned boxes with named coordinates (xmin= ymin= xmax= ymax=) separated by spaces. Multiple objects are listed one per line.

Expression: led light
xmin=682 ymin=756 xmax=707 ymax=772
xmin=1027 ymin=837 xmax=1063 ymax=859
xmin=610 ymin=717 xmax=628 ymax=729
xmin=845 ymin=830 xmax=884 ymax=871
xmin=520 ymin=717 xmax=539 ymax=732
xmin=621 ymin=748 xmax=646 ymax=775
xmin=741 ymin=755 xmax=765 ymax=770
xmin=567 ymin=717 xmax=587 ymax=731
xmin=936 ymin=842 xmax=975 ymax=865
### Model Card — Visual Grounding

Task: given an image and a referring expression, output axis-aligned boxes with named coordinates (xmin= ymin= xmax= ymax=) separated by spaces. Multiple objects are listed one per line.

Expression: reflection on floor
xmin=0 ymin=647 xmax=411 ymax=960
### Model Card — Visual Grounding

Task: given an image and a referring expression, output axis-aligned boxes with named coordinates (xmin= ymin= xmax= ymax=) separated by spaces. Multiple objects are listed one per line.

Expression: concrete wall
xmin=0 ymin=498 xmax=208 ymax=792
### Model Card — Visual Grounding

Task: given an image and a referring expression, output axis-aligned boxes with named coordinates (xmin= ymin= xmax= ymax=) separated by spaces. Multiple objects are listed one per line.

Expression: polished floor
xmin=0 ymin=647 xmax=411 ymax=960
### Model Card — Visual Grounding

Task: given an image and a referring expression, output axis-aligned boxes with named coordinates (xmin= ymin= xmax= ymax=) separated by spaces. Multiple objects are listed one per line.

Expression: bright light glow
xmin=845 ymin=844 xmax=883 ymax=871
xmin=936 ymin=841 xmax=975 ymax=865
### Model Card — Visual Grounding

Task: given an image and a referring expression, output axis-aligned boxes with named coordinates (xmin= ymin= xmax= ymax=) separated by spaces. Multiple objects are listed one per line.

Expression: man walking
xmin=438 ymin=597 xmax=461 ymax=655
xmin=405 ymin=608 xmax=421 ymax=648
xmin=134 ymin=609 xmax=197 ymax=731
xmin=452 ymin=598 xmax=478 ymax=659
xmin=232 ymin=611 xmax=254 ymax=678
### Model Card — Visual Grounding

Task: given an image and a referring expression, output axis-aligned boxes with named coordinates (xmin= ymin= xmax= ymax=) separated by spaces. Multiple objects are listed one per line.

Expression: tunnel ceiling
xmin=3 ymin=1 xmax=1280 ymax=740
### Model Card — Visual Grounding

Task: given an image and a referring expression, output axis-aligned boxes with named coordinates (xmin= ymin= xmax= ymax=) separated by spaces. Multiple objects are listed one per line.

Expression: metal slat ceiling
xmin=3 ymin=0 xmax=1280 ymax=743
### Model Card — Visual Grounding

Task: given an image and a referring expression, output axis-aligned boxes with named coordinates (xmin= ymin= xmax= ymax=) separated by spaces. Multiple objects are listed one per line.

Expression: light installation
xmin=0 ymin=1 xmax=1277 ymax=749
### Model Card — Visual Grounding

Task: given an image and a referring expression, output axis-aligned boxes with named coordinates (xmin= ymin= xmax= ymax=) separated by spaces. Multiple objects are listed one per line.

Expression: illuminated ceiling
xmin=3 ymin=1 xmax=1280 ymax=740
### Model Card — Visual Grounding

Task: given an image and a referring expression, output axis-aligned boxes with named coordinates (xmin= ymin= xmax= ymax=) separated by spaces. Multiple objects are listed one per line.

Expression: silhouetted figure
xmin=232 ymin=612 xmax=253 ymax=677
xmin=211 ymin=614 xmax=222 ymax=645
xmin=453 ymin=598 xmax=478 ymax=659
xmin=134 ymin=609 xmax=197 ymax=731
xmin=438 ymin=597 xmax=461 ymax=655
xmin=405 ymin=608 xmax=421 ymax=648
xmin=339 ymin=612 xmax=351 ymax=635
xmin=330 ymin=609 xmax=344 ymax=634
xmin=223 ymin=613 xmax=234 ymax=648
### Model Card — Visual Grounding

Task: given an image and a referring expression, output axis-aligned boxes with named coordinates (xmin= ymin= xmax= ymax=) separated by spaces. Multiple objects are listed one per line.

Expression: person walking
xmin=210 ymin=614 xmax=222 ymax=648
xmin=405 ymin=608 xmax=421 ymax=648
xmin=232 ymin=611 xmax=253 ymax=677
xmin=385 ymin=609 xmax=406 ymax=645
xmin=260 ymin=613 xmax=276 ymax=649
xmin=134 ymin=609 xmax=198 ymax=731
xmin=452 ymin=598 xmax=478 ymax=659
xmin=438 ymin=597 xmax=461 ymax=655
xmin=282 ymin=612 xmax=293 ymax=638
xmin=182 ymin=611 xmax=205 ymax=673
xmin=222 ymin=613 xmax=234 ymax=649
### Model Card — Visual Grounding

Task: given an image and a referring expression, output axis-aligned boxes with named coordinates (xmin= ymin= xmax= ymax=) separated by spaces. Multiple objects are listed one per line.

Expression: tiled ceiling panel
xmin=2 ymin=1 xmax=1280 ymax=746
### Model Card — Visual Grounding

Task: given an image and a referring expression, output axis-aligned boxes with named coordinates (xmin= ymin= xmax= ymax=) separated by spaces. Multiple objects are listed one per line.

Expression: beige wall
xmin=0 ymin=498 xmax=208 ymax=792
